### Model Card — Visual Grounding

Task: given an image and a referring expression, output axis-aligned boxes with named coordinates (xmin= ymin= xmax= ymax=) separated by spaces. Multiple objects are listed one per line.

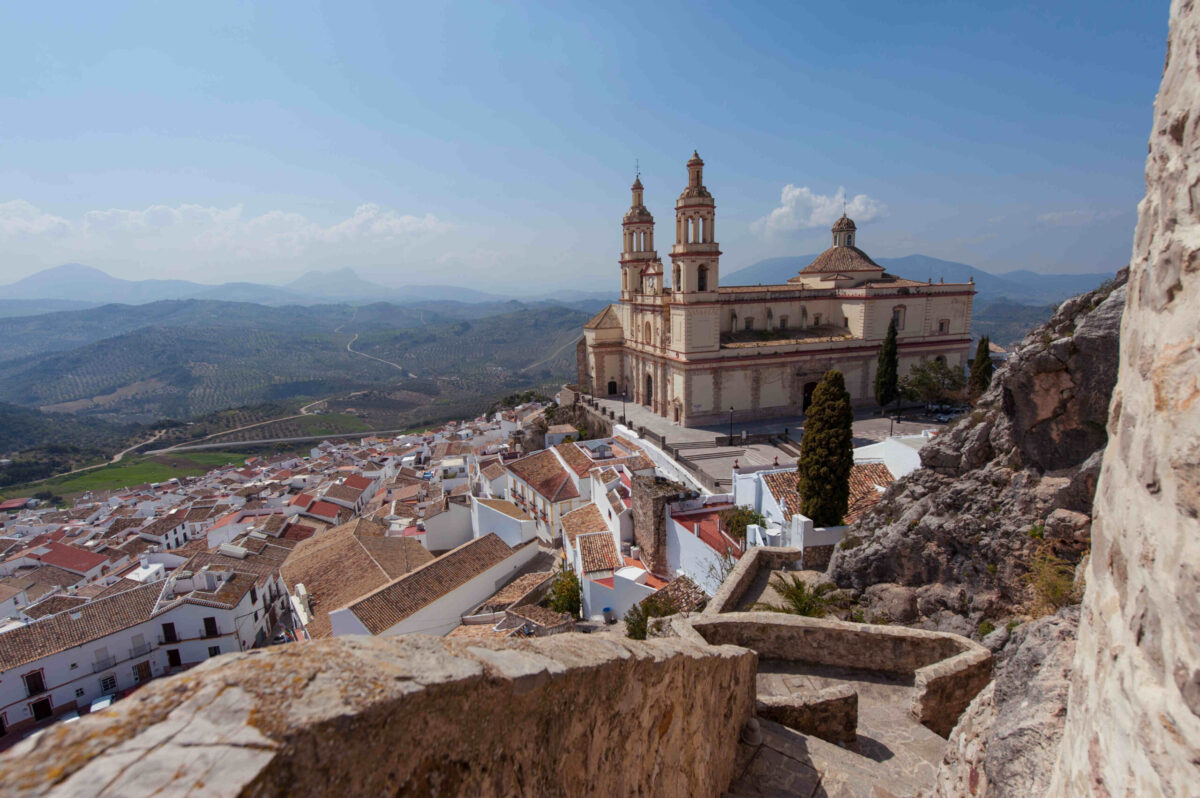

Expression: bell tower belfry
xmin=670 ymin=151 xmax=720 ymax=301
xmin=620 ymin=174 xmax=657 ymax=300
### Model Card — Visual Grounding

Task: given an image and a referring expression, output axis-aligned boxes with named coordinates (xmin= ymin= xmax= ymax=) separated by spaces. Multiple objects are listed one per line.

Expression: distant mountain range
xmin=0 ymin=264 xmax=612 ymax=312
xmin=726 ymin=254 xmax=1116 ymax=307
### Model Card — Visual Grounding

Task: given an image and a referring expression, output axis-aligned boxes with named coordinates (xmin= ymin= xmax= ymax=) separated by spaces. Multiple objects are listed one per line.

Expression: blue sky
xmin=0 ymin=1 xmax=1167 ymax=292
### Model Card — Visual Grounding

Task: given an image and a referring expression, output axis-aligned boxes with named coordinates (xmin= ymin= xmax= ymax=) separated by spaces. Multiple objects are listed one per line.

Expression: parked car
xmin=89 ymin=695 xmax=115 ymax=713
xmin=60 ymin=710 xmax=80 ymax=723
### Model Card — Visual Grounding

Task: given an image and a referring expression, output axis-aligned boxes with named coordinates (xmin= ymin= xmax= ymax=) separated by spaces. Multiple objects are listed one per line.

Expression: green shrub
xmin=1006 ymin=620 xmax=1020 ymax=632
xmin=1025 ymin=548 xmax=1077 ymax=614
xmin=978 ymin=620 xmax=996 ymax=638
xmin=625 ymin=592 xmax=679 ymax=640
xmin=987 ymin=563 xmax=998 ymax=575
xmin=1027 ymin=522 xmax=1045 ymax=539
xmin=546 ymin=570 xmax=582 ymax=617
xmin=839 ymin=535 xmax=863 ymax=551
xmin=719 ymin=506 xmax=767 ymax=542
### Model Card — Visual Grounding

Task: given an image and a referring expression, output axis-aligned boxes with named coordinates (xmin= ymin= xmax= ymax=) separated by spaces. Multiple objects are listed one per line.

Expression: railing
xmin=130 ymin=642 xmax=153 ymax=658
xmin=201 ymin=626 xmax=221 ymax=639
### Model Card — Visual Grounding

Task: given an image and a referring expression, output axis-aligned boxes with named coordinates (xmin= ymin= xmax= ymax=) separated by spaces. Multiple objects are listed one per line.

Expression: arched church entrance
xmin=607 ymin=380 xmax=618 ymax=396
xmin=644 ymin=374 xmax=653 ymax=407
xmin=802 ymin=381 xmax=819 ymax=412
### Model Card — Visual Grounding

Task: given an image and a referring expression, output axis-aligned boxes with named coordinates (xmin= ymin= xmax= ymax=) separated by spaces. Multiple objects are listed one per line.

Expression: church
xmin=577 ymin=153 xmax=976 ymax=427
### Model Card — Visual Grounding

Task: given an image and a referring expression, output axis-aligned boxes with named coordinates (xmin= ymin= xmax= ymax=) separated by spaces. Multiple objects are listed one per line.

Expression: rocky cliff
xmin=1049 ymin=0 xmax=1200 ymax=792
xmin=826 ymin=270 xmax=1126 ymax=634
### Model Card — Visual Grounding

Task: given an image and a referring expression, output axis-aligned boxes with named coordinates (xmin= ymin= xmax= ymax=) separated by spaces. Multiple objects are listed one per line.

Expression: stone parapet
xmin=705 ymin=545 xmax=803 ymax=615
xmin=756 ymin=684 xmax=858 ymax=744
xmin=911 ymin=645 xmax=994 ymax=737
xmin=0 ymin=634 xmax=758 ymax=798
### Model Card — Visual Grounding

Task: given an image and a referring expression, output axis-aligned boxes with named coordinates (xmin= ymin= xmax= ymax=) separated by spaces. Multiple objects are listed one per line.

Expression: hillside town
xmin=0 ymin=387 xmax=927 ymax=742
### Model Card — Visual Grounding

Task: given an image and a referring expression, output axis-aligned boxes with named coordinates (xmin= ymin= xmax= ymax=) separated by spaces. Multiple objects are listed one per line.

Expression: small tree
xmin=902 ymin=359 xmax=966 ymax=405
xmin=546 ymin=569 xmax=581 ymax=617
xmin=797 ymin=370 xmax=854 ymax=526
xmin=969 ymin=336 xmax=995 ymax=399
xmin=718 ymin=505 xmax=766 ymax=542
xmin=874 ymin=319 xmax=900 ymax=410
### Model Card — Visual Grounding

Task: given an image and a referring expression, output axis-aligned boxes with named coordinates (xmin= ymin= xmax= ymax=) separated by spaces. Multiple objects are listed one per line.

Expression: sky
xmin=0 ymin=1 xmax=1168 ymax=293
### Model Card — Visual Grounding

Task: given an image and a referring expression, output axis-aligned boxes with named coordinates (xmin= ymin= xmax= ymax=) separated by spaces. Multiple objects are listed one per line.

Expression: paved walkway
xmin=730 ymin=661 xmax=947 ymax=797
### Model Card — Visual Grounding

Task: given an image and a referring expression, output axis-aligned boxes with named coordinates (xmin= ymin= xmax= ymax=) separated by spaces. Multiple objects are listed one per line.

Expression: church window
xmin=814 ymin=313 xmax=822 ymax=326
xmin=892 ymin=305 xmax=907 ymax=330
xmin=697 ymin=264 xmax=708 ymax=291
xmin=938 ymin=319 xmax=950 ymax=333
xmin=779 ymin=316 xmax=788 ymax=330
xmin=644 ymin=322 xmax=652 ymax=343
xmin=744 ymin=317 xmax=754 ymax=331
xmin=800 ymin=308 xmax=808 ymax=328
xmin=844 ymin=317 xmax=850 ymax=328
xmin=673 ymin=265 xmax=681 ymax=289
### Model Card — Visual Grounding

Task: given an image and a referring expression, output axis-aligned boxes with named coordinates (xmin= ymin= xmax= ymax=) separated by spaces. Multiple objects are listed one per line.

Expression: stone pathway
xmin=728 ymin=661 xmax=947 ymax=797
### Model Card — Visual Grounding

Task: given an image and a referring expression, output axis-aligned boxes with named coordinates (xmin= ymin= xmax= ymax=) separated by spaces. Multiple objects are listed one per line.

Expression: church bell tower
xmin=620 ymin=175 xmax=657 ymax=299
xmin=670 ymin=151 xmax=720 ymax=301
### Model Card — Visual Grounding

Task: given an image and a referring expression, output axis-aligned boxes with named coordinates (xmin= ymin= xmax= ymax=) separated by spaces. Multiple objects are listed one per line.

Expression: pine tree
xmin=874 ymin=319 xmax=899 ymax=410
xmin=797 ymin=370 xmax=854 ymax=526
xmin=969 ymin=336 xmax=995 ymax=399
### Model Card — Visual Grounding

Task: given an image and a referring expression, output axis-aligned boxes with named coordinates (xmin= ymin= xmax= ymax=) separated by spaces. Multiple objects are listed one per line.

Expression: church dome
xmin=798 ymin=244 xmax=884 ymax=274
xmin=832 ymin=214 xmax=857 ymax=233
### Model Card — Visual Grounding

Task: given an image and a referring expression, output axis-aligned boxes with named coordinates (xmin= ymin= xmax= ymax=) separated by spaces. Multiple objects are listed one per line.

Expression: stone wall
xmin=631 ymin=475 xmax=690 ymax=575
xmin=705 ymin=545 xmax=803 ymax=615
xmin=756 ymin=684 xmax=858 ymax=744
xmin=0 ymin=634 xmax=757 ymax=798
xmin=1050 ymin=1 xmax=1200 ymax=793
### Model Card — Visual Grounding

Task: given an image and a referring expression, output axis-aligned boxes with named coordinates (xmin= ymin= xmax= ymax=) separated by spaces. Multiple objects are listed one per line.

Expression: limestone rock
xmin=933 ymin=607 xmax=1078 ymax=797
xmin=1050 ymin=1 xmax=1200 ymax=792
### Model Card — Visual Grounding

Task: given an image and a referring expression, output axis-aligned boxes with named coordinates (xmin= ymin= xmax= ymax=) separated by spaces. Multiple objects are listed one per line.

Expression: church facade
xmin=577 ymin=153 xmax=975 ymax=427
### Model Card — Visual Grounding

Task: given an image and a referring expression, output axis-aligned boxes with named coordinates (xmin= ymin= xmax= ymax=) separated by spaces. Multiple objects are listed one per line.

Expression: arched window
xmin=644 ymin=321 xmax=652 ymax=343
xmin=892 ymin=305 xmax=907 ymax=330
xmin=730 ymin=310 xmax=737 ymax=329
xmin=800 ymin=307 xmax=808 ymax=328
xmin=673 ymin=265 xmax=681 ymax=290
xmin=766 ymin=308 xmax=774 ymax=324
xmin=697 ymin=264 xmax=708 ymax=291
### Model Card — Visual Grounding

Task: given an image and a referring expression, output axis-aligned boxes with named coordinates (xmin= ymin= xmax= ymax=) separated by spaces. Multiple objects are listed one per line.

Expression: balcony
xmin=130 ymin=641 xmax=153 ymax=658
xmin=92 ymin=656 xmax=116 ymax=673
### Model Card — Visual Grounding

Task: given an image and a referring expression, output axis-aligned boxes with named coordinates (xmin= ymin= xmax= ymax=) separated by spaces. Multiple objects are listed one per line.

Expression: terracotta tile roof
xmin=481 ymin=462 xmax=508 ymax=481
xmin=561 ymin=504 xmax=608 ymax=544
xmin=762 ymin=463 xmax=893 ymax=525
xmin=323 ymin=484 xmax=364 ymax=504
xmin=342 ymin=534 xmax=522 ymax=635
xmin=445 ymin=621 xmax=514 ymax=641
xmin=0 ymin=582 xmax=162 ymax=671
xmin=507 ymin=603 xmax=572 ymax=628
xmin=23 ymin=541 xmax=110 ymax=574
xmin=279 ymin=518 xmax=433 ymax=639
xmin=343 ymin=475 xmax=373 ymax=491
xmin=183 ymin=571 xmax=256 ymax=609
xmin=507 ymin=450 xmax=578 ymax=503
xmin=845 ymin=462 xmax=894 ymax=524
xmin=576 ymin=533 xmax=620 ymax=573
xmin=306 ymin=500 xmax=348 ymax=523
xmin=91 ymin=578 xmax=143 ymax=600
xmin=763 ymin=470 xmax=803 ymax=519
xmin=21 ymin=594 xmax=88 ymax=620
xmin=476 ymin=570 xmax=553 ymax=612
xmin=553 ymin=442 xmax=594 ymax=477
xmin=651 ymin=575 xmax=708 ymax=612
xmin=0 ymin=565 xmax=85 ymax=602
xmin=475 ymin=498 xmax=532 ymax=521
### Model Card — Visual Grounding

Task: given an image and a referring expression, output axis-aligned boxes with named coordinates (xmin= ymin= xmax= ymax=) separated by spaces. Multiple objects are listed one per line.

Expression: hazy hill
xmin=0 ymin=299 xmax=588 ymax=425
xmin=726 ymin=254 xmax=1115 ymax=306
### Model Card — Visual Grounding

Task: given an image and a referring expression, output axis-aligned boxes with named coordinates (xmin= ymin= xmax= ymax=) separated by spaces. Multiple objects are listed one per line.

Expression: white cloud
xmin=0 ymin=200 xmax=451 ymax=269
xmin=752 ymin=185 xmax=885 ymax=237
xmin=0 ymin=200 xmax=72 ymax=238
xmin=1036 ymin=209 xmax=1123 ymax=227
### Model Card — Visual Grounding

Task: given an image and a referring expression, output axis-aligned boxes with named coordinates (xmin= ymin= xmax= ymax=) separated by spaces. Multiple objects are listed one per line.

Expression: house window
xmin=167 ymin=649 xmax=182 ymax=668
xmin=75 ymin=688 xmax=85 ymax=698
xmin=250 ymin=587 xmax=257 ymax=604
xmin=208 ymin=646 xmax=221 ymax=658
xmin=161 ymin=622 xmax=177 ymax=644
xmin=203 ymin=617 xmax=219 ymax=638
xmin=0 ymin=714 xmax=6 ymax=737
xmin=100 ymin=676 xmax=116 ymax=693
xmin=23 ymin=670 xmax=45 ymax=697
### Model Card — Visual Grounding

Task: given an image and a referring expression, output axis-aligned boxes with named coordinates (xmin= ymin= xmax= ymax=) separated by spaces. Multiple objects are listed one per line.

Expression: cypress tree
xmin=874 ymin=319 xmax=899 ymax=410
xmin=797 ymin=370 xmax=854 ymax=526
xmin=969 ymin=335 xmax=995 ymax=399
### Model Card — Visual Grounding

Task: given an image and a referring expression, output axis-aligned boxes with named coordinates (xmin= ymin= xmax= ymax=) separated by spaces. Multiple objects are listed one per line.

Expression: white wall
xmin=472 ymin=500 xmax=536 ymax=548
xmin=329 ymin=541 xmax=539 ymax=638
xmin=665 ymin=517 xmax=732 ymax=597
xmin=611 ymin=424 xmax=705 ymax=493
xmin=424 ymin=501 xmax=472 ymax=552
